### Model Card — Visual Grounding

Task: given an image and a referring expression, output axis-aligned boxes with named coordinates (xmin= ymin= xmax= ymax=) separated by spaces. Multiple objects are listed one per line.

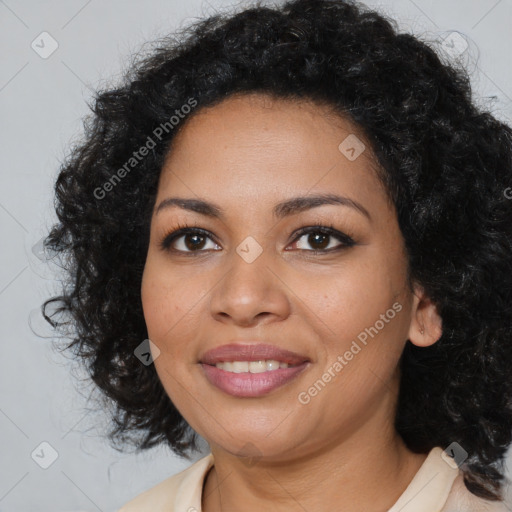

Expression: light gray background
xmin=1 ymin=0 xmax=511 ymax=511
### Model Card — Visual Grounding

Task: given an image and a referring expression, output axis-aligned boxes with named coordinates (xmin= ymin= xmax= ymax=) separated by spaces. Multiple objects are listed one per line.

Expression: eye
xmin=159 ymin=223 xmax=221 ymax=254
xmin=288 ymin=224 xmax=356 ymax=253
xmin=159 ymin=222 xmax=356 ymax=255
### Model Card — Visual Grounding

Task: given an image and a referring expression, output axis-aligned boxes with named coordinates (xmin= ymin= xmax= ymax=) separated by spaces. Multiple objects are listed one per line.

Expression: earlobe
xmin=408 ymin=283 xmax=443 ymax=348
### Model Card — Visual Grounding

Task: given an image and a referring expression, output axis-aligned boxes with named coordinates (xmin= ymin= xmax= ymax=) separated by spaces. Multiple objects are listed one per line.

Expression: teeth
xmin=232 ymin=361 xmax=248 ymax=373
xmin=266 ymin=360 xmax=280 ymax=371
xmin=248 ymin=360 xmax=267 ymax=373
xmin=215 ymin=360 xmax=293 ymax=373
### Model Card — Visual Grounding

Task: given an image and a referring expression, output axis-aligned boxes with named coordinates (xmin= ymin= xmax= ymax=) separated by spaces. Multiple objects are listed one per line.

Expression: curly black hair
xmin=42 ymin=0 xmax=512 ymax=502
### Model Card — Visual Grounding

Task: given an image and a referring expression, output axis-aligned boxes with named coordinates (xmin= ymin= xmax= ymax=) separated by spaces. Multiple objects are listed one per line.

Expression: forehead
xmin=156 ymin=93 xmax=389 ymax=216
xmin=165 ymin=92 xmax=370 ymax=161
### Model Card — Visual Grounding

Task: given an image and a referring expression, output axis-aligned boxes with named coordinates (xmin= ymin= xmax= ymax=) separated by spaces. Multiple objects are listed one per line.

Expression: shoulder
xmin=117 ymin=453 xmax=214 ymax=512
xmin=442 ymin=473 xmax=511 ymax=512
xmin=388 ymin=446 xmax=511 ymax=512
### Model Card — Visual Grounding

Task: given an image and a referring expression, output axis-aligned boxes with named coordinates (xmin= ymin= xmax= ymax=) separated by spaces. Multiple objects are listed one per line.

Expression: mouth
xmin=199 ymin=343 xmax=310 ymax=397
xmin=212 ymin=360 xmax=301 ymax=373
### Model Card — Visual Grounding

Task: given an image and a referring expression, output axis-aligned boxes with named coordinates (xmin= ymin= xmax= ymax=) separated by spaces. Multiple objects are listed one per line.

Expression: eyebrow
xmin=154 ymin=193 xmax=371 ymax=221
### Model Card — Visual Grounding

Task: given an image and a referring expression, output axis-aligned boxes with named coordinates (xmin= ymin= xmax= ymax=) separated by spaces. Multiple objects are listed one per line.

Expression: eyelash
xmin=158 ymin=222 xmax=356 ymax=255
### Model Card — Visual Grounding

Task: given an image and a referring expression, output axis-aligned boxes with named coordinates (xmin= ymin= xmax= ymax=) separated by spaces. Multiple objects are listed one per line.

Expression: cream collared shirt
xmin=117 ymin=447 xmax=510 ymax=511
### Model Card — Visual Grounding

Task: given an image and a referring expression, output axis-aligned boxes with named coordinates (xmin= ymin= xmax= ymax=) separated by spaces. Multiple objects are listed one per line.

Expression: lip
xmin=201 ymin=362 xmax=309 ymax=397
xmin=199 ymin=343 xmax=311 ymax=398
xmin=199 ymin=343 xmax=309 ymax=366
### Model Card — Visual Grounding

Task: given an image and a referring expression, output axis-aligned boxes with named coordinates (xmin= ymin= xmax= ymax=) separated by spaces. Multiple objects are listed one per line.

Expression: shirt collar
xmin=387 ymin=447 xmax=459 ymax=512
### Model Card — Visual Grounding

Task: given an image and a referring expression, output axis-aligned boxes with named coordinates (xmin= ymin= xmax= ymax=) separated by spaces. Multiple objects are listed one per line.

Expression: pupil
xmin=310 ymin=233 xmax=328 ymax=249
xmin=185 ymin=234 xmax=205 ymax=251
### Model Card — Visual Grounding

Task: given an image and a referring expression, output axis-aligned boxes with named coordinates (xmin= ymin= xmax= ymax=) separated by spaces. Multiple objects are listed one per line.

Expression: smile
xmin=200 ymin=361 xmax=310 ymax=397
xmin=214 ymin=360 xmax=301 ymax=372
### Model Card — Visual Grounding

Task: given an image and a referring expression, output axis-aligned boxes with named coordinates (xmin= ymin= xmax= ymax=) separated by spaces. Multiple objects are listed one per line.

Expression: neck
xmin=202 ymin=405 xmax=427 ymax=512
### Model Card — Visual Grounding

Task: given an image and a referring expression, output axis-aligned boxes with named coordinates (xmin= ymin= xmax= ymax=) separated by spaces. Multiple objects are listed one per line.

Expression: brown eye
xmin=182 ymin=233 xmax=208 ymax=251
xmin=159 ymin=224 xmax=355 ymax=255
xmin=159 ymin=227 xmax=220 ymax=253
xmin=289 ymin=226 xmax=356 ymax=252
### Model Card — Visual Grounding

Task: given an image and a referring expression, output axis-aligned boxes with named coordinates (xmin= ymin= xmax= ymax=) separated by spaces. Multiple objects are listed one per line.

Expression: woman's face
xmin=141 ymin=93 xmax=426 ymax=461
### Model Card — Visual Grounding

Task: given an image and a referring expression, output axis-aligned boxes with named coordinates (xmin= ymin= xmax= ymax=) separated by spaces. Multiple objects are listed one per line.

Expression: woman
xmin=43 ymin=0 xmax=512 ymax=510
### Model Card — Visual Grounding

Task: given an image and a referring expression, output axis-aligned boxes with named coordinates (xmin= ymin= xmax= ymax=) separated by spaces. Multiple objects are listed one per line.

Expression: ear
xmin=407 ymin=283 xmax=443 ymax=347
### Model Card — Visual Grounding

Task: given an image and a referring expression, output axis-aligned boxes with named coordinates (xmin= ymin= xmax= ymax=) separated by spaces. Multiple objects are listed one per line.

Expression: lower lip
xmin=200 ymin=362 xmax=309 ymax=397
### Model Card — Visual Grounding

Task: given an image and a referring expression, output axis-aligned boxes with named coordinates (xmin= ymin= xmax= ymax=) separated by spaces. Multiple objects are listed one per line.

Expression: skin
xmin=141 ymin=92 xmax=443 ymax=512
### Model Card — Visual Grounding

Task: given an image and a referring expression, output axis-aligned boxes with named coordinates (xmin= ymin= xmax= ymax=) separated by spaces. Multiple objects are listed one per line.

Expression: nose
xmin=208 ymin=246 xmax=291 ymax=327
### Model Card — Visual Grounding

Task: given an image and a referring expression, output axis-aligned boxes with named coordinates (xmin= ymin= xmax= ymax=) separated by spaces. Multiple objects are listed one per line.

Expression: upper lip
xmin=200 ymin=343 xmax=309 ymax=365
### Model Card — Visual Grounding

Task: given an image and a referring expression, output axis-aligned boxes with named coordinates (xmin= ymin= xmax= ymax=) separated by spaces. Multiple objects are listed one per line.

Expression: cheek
xmin=140 ymin=264 xmax=199 ymax=402
xmin=295 ymin=269 xmax=406 ymax=425
xmin=294 ymin=251 xmax=408 ymax=394
xmin=141 ymin=261 xmax=186 ymax=343
xmin=141 ymin=259 xmax=211 ymax=363
xmin=302 ymin=259 xmax=403 ymax=338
